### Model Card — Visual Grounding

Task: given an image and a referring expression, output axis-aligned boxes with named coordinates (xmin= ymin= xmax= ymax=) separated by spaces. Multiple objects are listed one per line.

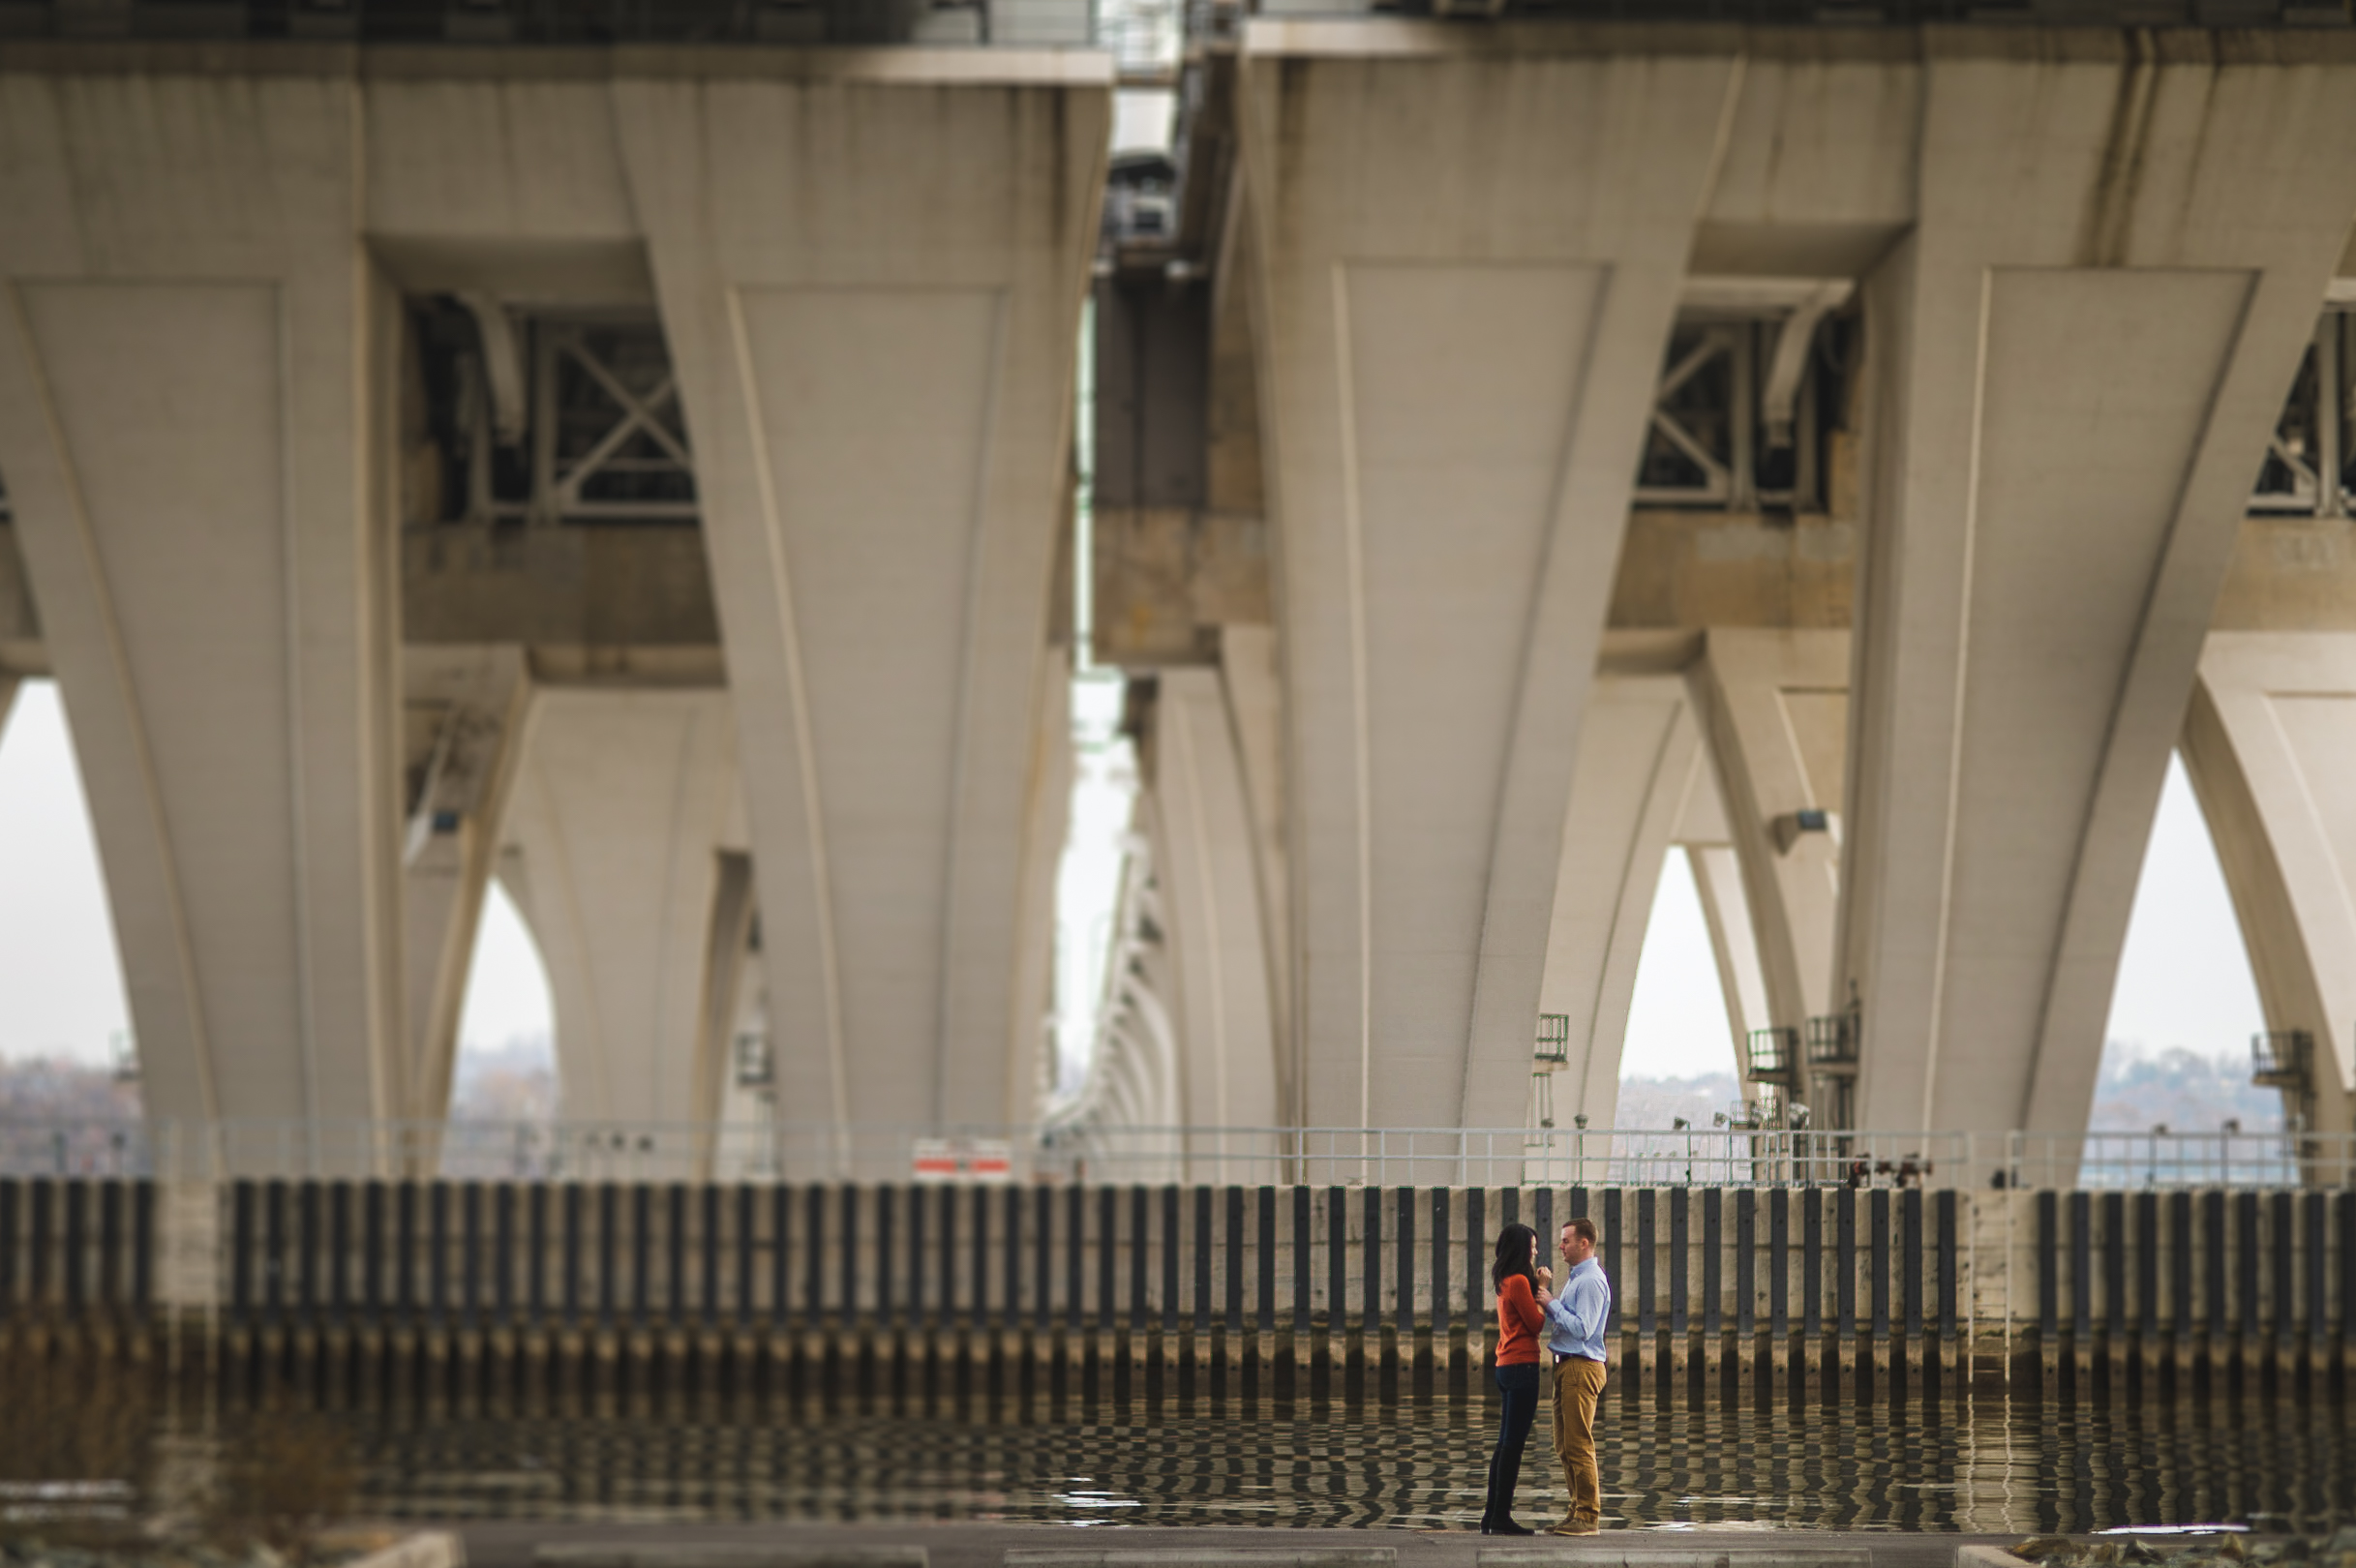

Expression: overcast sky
xmin=0 ymin=680 xmax=559 ymax=1070
xmin=0 ymin=678 xmax=2267 ymax=1106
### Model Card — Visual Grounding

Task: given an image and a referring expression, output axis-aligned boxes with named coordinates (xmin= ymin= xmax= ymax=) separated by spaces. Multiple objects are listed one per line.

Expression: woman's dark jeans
xmin=1483 ymin=1360 xmax=1542 ymax=1526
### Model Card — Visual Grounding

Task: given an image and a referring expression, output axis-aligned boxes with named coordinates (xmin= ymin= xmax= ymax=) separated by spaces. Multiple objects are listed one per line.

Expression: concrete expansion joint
xmin=1008 ymin=1544 xmax=1394 ymax=1553
xmin=1479 ymin=1554 xmax=1873 ymax=1568
xmin=540 ymin=1552 xmax=930 ymax=1568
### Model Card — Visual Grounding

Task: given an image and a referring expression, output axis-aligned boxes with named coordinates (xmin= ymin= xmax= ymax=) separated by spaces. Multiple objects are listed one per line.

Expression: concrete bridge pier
xmin=496 ymin=687 xmax=745 ymax=1168
xmin=1140 ymin=667 xmax=1282 ymax=1161
xmin=1236 ymin=29 xmax=1746 ymax=1131
xmin=1047 ymin=818 xmax=1184 ymax=1163
xmin=2183 ymin=633 xmax=2356 ymax=1141
xmin=400 ymin=648 xmax=530 ymax=1131
xmin=1838 ymin=41 xmax=2356 ymax=1139
xmin=1687 ymin=840 xmax=1774 ymax=1078
xmin=1689 ymin=630 xmax=1849 ymax=1040
xmin=613 ymin=64 xmax=1108 ymax=1166
xmin=1536 ymin=675 xmax=1712 ymax=1132
xmin=1008 ymin=653 xmax=1073 ymax=1143
xmin=0 ymin=73 xmax=407 ymax=1158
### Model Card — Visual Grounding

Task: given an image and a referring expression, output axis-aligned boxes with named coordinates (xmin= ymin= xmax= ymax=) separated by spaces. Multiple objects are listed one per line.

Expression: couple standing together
xmin=1481 ymin=1218 xmax=1610 ymax=1536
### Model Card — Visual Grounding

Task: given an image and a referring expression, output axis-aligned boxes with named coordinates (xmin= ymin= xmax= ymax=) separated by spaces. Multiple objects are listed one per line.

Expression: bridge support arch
xmin=1236 ymin=35 xmax=1748 ymax=1131
xmin=0 ymin=75 xmax=407 ymax=1159
xmin=1836 ymin=44 xmax=2356 ymax=1137
xmin=1145 ymin=667 xmax=1282 ymax=1135
xmin=1537 ymin=676 xmax=1711 ymax=1131
xmin=612 ymin=70 xmax=1108 ymax=1166
xmin=1690 ymin=630 xmax=1849 ymax=1037
xmin=2183 ymin=633 xmax=2356 ymax=1138
xmin=496 ymin=687 xmax=745 ymax=1153
xmin=400 ymin=648 xmax=530 ymax=1130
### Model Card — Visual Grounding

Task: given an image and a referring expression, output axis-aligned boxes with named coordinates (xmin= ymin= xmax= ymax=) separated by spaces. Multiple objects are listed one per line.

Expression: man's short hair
xmin=1563 ymin=1217 xmax=1599 ymax=1248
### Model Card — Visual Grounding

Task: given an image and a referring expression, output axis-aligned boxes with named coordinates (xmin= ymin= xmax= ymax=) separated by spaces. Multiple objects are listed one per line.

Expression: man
xmin=1534 ymin=1218 xmax=1610 ymax=1535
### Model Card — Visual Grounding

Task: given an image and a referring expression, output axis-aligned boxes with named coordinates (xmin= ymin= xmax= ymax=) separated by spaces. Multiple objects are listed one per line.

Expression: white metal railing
xmin=0 ymin=1118 xmax=2340 ymax=1191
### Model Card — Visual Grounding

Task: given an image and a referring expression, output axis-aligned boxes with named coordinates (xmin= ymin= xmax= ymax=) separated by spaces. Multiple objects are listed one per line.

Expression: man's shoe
xmin=1548 ymin=1520 xmax=1601 ymax=1536
xmin=1485 ymin=1521 xmax=1535 ymax=1536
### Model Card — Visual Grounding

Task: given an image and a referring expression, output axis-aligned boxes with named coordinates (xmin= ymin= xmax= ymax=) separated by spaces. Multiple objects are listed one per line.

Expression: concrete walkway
xmin=458 ymin=1521 xmax=2039 ymax=1568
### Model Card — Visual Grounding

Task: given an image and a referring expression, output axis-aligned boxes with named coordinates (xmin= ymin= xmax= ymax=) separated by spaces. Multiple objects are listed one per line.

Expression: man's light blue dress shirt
xmin=1542 ymin=1255 xmax=1611 ymax=1363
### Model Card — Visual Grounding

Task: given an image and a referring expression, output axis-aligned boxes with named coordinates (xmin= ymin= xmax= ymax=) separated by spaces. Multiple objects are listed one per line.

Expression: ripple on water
xmin=312 ymin=1398 xmax=2356 ymax=1534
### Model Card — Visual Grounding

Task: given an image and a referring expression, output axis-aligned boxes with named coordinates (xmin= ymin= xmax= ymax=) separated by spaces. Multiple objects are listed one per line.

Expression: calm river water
xmin=332 ymin=1396 xmax=2352 ymax=1535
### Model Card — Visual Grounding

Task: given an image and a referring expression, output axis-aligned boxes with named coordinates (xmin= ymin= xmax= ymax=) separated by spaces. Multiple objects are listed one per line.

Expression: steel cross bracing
xmin=1633 ymin=309 xmax=1841 ymax=513
xmin=432 ymin=303 xmax=698 ymax=528
xmin=1634 ymin=302 xmax=2354 ymax=519
xmin=529 ymin=320 xmax=697 ymax=526
xmin=416 ymin=296 xmax=2350 ymax=533
xmin=2251 ymin=307 xmax=2356 ymax=519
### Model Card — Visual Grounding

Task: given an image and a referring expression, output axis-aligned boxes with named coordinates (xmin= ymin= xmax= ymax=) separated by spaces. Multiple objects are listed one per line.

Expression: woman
xmin=1480 ymin=1222 xmax=1545 ymax=1534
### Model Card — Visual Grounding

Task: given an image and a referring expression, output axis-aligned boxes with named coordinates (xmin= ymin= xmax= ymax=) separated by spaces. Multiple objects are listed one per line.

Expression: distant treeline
xmin=0 ymin=1037 xmax=2283 ymax=1133
xmin=1614 ymin=1040 xmax=2284 ymax=1134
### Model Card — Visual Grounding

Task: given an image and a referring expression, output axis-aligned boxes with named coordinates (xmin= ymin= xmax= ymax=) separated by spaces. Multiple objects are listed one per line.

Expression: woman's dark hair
xmin=1492 ymin=1222 xmax=1539 ymax=1294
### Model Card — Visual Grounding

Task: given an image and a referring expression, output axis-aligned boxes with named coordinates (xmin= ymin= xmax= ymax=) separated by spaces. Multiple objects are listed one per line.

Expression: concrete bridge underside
xmin=1 ymin=26 xmax=2355 ymax=1169
xmin=1085 ymin=21 xmax=2356 ymax=1151
xmin=0 ymin=47 xmax=1106 ymax=1172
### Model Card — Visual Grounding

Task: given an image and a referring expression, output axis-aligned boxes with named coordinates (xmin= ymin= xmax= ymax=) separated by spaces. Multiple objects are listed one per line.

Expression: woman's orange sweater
xmin=1495 ymin=1274 xmax=1544 ymax=1365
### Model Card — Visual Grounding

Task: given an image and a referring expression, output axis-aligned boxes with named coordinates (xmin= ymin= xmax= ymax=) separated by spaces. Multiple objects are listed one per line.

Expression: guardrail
xmin=0 ymin=1119 xmax=2336 ymax=1190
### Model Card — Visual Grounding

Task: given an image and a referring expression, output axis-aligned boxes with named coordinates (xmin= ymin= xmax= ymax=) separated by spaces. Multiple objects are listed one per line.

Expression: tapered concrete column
xmin=1537 ymin=677 xmax=1708 ymax=1131
xmin=1217 ymin=624 xmax=1292 ymax=1121
xmin=1236 ymin=25 xmax=1745 ymax=1129
xmin=1133 ymin=753 xmax=1277 ymax=1181
xmin=610 ymin=61 xmax=1108 ymax=1161
xmin=1689 ymin=630 xmax=1849 ymax=1033
xmin=1046 ymin=836 xmax=1185 ymax=1182
xmin=2183 ymin=633 xmax=2356 ymax=1137
xmin=1114 ymin=808 xmax=1181 ymax=1130
xmin=497 ymin=689 xmax=742 ymax=1135
xmin=1094 ymin=980 xmax=1180 ymax=1132
xmin=1688 ymin=843 xmax=1771 ymax=1069
xmin=0 ymin=74 xmax=405 ymax=1148
xmin=1536 ymin=675 xmax=1764 ymax=1128
xmin=684 ymin=847 xmax=761 ymax=1178
xmin=1004 ymin=651 xmax=1072 ymax=1128
xmin=694 ymin=851 xmax=759 ymax=1131
xmin=401 ymin=648 xmax=529 ymax=1124
xmin=1150 ymin=669 xmax=1281 ymax=1132
xmin=1839 ymin=39 xmax=2356 ymax=1136
xmin=711 ymin=953 xmax=774 ymax=1180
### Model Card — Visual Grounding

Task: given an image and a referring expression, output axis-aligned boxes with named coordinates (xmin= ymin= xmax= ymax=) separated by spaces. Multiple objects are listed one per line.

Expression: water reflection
xmin=321 ymin=1398 xmax=2354 ymax=1535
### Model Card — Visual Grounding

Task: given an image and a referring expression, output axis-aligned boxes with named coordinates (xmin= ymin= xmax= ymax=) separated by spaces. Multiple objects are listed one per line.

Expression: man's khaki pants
xmin=1552 ymin=1355 xmax=1607 ymax=1525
